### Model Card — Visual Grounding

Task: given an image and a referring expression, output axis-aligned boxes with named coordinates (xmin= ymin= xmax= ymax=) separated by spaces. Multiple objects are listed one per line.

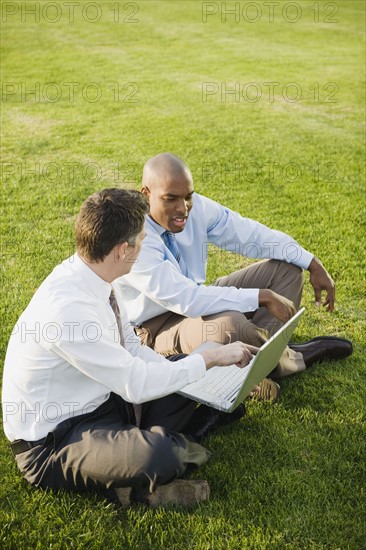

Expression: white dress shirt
xmin=2 ymin=254 xmax=206 ymax=442
xmin=119 ymin=193 xmax=313 ymax=325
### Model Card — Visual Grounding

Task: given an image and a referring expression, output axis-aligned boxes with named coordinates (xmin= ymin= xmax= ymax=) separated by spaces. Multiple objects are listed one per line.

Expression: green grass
xmin=1 ymin=0 xmax=365 ymax=548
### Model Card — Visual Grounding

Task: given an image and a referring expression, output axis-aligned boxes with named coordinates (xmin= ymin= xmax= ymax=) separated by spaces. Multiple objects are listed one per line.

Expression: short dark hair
xmin=76 ymin=188 xmax=148 ymax=262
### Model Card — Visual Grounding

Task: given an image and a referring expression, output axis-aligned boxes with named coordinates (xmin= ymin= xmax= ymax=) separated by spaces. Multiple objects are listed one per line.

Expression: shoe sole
xmin=115 ymin=480 xmax=210 ymax=509
xmin=147 ymin=479 xmax=210 ymax=508
xmin=250 ymin=378 xmax=281 ymax=403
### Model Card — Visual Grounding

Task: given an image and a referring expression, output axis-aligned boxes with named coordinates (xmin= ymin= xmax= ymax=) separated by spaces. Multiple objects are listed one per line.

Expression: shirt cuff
xmin=183 ymin=354 xmax=207 ymax=383
xmin=238 ymin=288 xmax=259 ymax=313
xmin=296 ymin=250 xmax=314 ymax=270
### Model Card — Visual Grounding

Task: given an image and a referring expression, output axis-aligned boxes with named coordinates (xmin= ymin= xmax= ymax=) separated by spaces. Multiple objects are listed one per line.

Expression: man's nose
xmin=176 ymin=199 xmax=188 ymax=213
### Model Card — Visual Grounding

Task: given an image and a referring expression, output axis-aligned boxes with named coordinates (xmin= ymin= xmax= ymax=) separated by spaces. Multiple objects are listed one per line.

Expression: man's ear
xmin=141 ymin=186 xmax=150 ymax=198
xmin=117 ymin=241 xmax=129 ymax=260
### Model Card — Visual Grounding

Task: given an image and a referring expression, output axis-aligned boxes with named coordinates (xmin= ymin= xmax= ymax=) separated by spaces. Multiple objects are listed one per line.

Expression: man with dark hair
xmin=75 ymin=188 xmax=147 ymax=261
xmin=2 ymin=188 xmax=255 ymax=508
xmin=119 ymin=154 xmax=352 ymax=382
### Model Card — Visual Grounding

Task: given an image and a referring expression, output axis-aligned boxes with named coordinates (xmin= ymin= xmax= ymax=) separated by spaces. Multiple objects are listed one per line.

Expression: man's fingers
xmin=234 ymin=344 xmax=254 ymax=367
xmin=309 ymin=260 xmax=335 ymax=312
xmin=318 ymin=285 xmax=335 ymax=311
xmin=245 ymin=344 xmax=259 ymax=355
xmin=326 ymin=294 xmax=335 ymax=312
xmin=283 ymin=304 xmax=295 ymax=322
xmin=327 ymin=286 xmax=335 ymax=310
xmin=283 ymin=299 xmax=296 ymax=320
xmin=314 ymin=288 xmax=322 ymax=307
xmin=323 ymin=296 xmax=334 ymax=312
xmin=243 ymin=349 xmax=253 ymax=363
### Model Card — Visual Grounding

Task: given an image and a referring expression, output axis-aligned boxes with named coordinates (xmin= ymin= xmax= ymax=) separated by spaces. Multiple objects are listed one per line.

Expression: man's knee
xmin=135 ymin=428 xmax=184 ymax=484
xmin=271 ymin=259 xmax=304 ymax=284
xmin=201 ymin=311 xmax=263 ymax=345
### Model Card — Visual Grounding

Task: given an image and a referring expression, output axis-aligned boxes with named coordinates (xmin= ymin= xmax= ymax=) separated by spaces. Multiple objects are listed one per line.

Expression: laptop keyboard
xmin=192 ymin=362 xmax=252 ymax=400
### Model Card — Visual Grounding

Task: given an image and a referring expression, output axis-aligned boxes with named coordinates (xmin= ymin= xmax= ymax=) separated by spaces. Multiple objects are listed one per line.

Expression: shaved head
xmin=141 ymin=153 xmax=194 ymax=233
xmin=142 ymin=153 xmax=192 ymax=190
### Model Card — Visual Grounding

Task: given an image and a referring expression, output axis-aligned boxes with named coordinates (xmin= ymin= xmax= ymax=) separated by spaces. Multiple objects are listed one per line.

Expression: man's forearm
xmin=307 ymin=256 xmax=323 ymax=272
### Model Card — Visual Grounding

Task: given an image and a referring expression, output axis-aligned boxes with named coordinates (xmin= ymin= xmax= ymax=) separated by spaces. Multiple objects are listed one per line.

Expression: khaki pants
xmin=137 ymin=260 xmax=306 ymax=378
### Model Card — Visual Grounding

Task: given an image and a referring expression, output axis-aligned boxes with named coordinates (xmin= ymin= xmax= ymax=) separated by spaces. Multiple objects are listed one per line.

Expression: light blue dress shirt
xmin=119 ymin=193 xmax=313 ymax=325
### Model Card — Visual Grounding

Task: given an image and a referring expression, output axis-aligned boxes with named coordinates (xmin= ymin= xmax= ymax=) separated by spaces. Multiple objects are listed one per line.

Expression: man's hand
xmin=258 ymin=289 xmax=296 ymax=323
xmin=201 ymin=342 xmax=258 ymax=370
xmin=308 ymin=257 xmax=335 ymax=312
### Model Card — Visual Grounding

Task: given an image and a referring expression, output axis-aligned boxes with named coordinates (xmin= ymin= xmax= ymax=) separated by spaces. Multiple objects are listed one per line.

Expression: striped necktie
xmin=109 ymin=288 xmax=141 ymax=426
xmin=109 ymin=289 xmax=124 ymax=346
xmin=162 ymin=231 xmax=188 ymax=276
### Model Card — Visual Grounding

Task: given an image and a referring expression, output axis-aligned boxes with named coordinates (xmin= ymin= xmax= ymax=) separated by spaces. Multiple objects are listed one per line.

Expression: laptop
xmin=178 ymin=307 xmax=305 ymax=412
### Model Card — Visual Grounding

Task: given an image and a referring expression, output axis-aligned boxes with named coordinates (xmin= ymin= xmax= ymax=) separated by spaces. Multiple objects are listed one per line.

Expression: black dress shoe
xmin=289 ymin=336 xmax=353 ymax=368
xmin=184 ymin=404 xmax=246 ymax=443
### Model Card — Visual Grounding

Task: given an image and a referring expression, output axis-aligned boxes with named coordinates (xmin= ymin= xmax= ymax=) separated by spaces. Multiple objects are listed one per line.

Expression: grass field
xmin=1 ymin=0 xmax=365 ymax=548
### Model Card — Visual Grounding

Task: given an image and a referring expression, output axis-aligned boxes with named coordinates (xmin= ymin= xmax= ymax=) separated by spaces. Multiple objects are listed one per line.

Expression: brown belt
xmin=10 ymin=438 xmax=46 ymax=456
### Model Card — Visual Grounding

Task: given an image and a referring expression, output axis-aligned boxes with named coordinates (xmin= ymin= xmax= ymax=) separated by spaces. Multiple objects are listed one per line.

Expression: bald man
xmin=119 ymin=153 xmax=352 ymax=380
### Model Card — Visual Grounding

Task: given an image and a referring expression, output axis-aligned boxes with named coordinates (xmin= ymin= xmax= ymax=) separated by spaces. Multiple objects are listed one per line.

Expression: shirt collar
xmin=72 ymin=253 xmax=112 ymax=303
xmin=146 ymin=215 xmax=166 ymax=237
